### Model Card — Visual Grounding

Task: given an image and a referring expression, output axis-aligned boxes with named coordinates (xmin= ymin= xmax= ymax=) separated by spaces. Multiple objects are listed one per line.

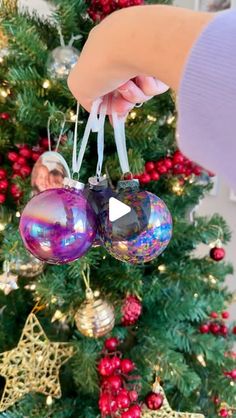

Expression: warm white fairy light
xmin=46 ymin=395 xmax=53 ymax=406
xmin=0 ymin=87 xmax=10 ymax=98
xmin=69 ymin=110 xmax=77 ymax=122
xmin=197 ymin=354 xmax=206 ymax=367
xmin=172 ymin=183 xmax=184 ymax=195
xmin=194 ymin=293 xmax=199 ymax=298
xmin=147 ymin=114 xmax=157 ymax=122
xmin=51 ymin=296 xmax=57 ymax=304
xmin=129 ymin=111 xmax=137 ymax=120
xmin=167 ymin=115 xmax=175 ymax=125
xmin=42 ymin=79 xmax=51 ymax=89
xmin=15 ymin=211 xmax=21 ymax=218
xmin=158 ymin=264 xmax=166 ymax=272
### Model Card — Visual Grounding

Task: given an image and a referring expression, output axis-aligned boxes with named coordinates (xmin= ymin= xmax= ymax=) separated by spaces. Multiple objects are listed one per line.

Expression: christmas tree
xmin=0 ymin=0 xmax=235 ymax=417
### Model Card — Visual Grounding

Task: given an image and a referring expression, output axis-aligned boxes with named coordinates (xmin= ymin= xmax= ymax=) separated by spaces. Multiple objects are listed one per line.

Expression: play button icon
xmin=109 ymin=197 xmax=131 ymax=222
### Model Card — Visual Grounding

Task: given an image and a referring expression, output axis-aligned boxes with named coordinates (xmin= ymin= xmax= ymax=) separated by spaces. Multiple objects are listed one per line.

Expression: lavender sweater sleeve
xmin=178 ymin=10 xmax=236 ymax=189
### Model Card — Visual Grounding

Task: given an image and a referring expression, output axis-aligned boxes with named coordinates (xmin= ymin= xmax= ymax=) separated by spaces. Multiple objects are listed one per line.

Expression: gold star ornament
xmin=0 ymin=312 xmax=74 ymax=412
xmin=142 ymin=379 xmax=204 ymax=418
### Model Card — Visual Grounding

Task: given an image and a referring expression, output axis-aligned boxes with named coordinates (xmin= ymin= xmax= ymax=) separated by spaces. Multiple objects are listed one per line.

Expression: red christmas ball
xmin=0 ymin=179 xmax=8 ymax=191
xmin=17 ymin=156 xmax=27 ymax=166
xmin=210 ymin=247 xmax=225 ymax=261
xmin=117 ymin=391 xmax=131 ymax=409
xmin=10 ymin=183 xmax=22 ymax=199
xmin=19 ymin=146 xmax=32 ymax=159
xmin=219 ymin=408 xmax=229 ymax=417
xmin=121 ymin=359 xmax=135 ymax=374
xmin=232 ymin=326 xmax=236 ymax=334
xmin=210 ymin=323 xmax=221 ymax=335
xmin=145 ymin=392 xmax=163 ymax=410
xmin=104 ymin=337 xmax=119 ymax=351
xmin=0 ymin=193 xmax=6 ymax=204
xmin=98 ymin=357 xmax=114 ymax=376
xmin=150 ymin=171 xmax=160 ymax=181
xmin=199 ymin=323 xmax=210 ymax=334
xmin=0 ymin=112 xmax=10 ymax=120
xmin=220 ymin=325 xmax=228 ymax=336
xmin=172 ymin=151 xmax=184 ymax=165
xmin=139 ymin=173 xmax=151 ymax=184
xmin=111 ymin=356 xmax=121 ymax=370
xmin=99 ymin=393 xmax=118 ymax=415
xmin=121 ymin=295 xmax=142 ymax=326
xmin=107 ymin=375 xmax=123 ymax=391
xmin=7 ymin=151 xmax=19 ymax=163
xmin=210 ymin=312 xmax=218 ymax=319
xmin=0 ymin=168 xmax=7 ymax=180
xmin=129 ymin=390 xmax=138 ymax=402
xmin=145 ymin=161 xmax=155 ymax=173
xmin=222 ymin=311 xmax=229 ymax=319
xmin=121 ymin=411 xmax=133 ymax=418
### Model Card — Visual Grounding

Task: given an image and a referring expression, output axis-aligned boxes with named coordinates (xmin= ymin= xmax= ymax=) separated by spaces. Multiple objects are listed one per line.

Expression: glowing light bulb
xmin=42 ymin=79 xmax=50 ymax=89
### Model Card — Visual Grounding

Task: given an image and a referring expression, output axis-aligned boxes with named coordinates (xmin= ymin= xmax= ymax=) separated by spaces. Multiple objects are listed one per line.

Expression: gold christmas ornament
xmin=0 ymin=261 xmax=18 ymax=295
xmin=9 ymin=252 xmax=44 ymax=278
xmin=75 ymin=288 xmax=115 ymax=338
xmin=0 ymin=312 xmax=74 ymax=412
xmin=142 ymin=379 xmax=204 ymax=418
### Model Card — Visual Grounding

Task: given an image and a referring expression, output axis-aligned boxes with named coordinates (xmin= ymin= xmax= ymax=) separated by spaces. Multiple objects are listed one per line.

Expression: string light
xmin=129 ymin=111 xmax=137 ymax=120
xmin=194 ymin=293 xmax=199 ymax=298
xmin=51 ymin=296 xmax=57 ymax=304
xmin=0 ymin=87 xmax=10 ymax=98
xmin=69 ymin=110 xmax=77 ymax=122
xmin=172 ymin=182 xmax=184 ymax=195
xmin=158 ymin=264 xmax=166 ymax=272
xmin=147 ymin=114 xmax=157 ymax=122
xmin=15 ymin=211 xmax=21 ymax=218
xmin=167 ymin=115 xmax=175 ymax=125
xmin=209 ymin=274 xmax=217 ymax=284
xmin=42 ymin=79 xmax=51 ymax=89
xmin=46 ymin=395 xmax=53 ymax=406
xmin=197 ymin=354 xmax=206 ymax=367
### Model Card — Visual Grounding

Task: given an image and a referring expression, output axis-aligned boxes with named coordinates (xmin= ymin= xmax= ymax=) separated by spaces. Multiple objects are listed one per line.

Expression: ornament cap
xmin=117 ymin=179 xmax=139 ymax=192
xmin=88 ymin=175 xmax=108 ymax=190
xmin=63 ymin=177 xmax=85 ymax=191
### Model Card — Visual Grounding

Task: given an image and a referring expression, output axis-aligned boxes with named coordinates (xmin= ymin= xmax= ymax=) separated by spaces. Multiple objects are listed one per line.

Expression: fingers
xmin=135 ymin=76 xmax=169 ymax=95
xmin=117 ymin=80 xmax=153 ymax=104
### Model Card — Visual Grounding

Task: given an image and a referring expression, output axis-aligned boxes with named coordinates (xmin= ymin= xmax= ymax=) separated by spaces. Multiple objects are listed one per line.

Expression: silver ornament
xmin=47 ymin=46 xmax=80 ymax=79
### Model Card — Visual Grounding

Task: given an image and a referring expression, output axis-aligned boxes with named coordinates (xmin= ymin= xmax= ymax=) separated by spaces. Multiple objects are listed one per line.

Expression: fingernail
xmin=155 ymin=79 xmax=169 ymax=93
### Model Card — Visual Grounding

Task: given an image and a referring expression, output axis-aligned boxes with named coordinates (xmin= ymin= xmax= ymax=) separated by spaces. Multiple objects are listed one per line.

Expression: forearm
xmin=68 ymin=5 xmax=214 ymax=110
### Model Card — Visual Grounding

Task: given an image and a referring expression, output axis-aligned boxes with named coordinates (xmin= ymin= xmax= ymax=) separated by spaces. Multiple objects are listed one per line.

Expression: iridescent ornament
xmin=19 ymin=180 xmax=97 ymax=264
xmin=47 ymin=46 xmax=80 ymax=79
xmin=98 ymin=180 xmax=172 ymax=264
xmin=75 ymin=289 xmax=115 ymax=338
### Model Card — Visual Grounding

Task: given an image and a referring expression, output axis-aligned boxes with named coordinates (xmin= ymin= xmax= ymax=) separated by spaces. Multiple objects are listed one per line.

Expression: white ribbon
xmin=96 ymin=99 xmax=107 ymax=179
xmin=47 ymin=111 xmax=66 ymax=152
xmin=111 ymin=111 xmax=130 ymax=174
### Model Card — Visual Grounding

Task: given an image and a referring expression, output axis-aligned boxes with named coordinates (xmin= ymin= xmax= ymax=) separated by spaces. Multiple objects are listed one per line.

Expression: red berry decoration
xmin=220 ymin=325 xmax=228 ymax=336
xmin=219 ymin=408 xmax=229 ymax=417
xmin=145 ymin=392 xmax=164 ymax=410
xmin=139 ymin=173 xmax=151 ymax=184
xmin=39 ymin=137 xmax=49 ymax=150
xmin=210 ymin=312 xmax=218 ymax=319
xmin=12 ymin=162 xmax=21 ymax=173
xmin=19 ymin=146 xmax=32 ymax=159
xmin=210 ymin=323 xmax=221 ymax=335
xmin=145 ymin=161 xmax=155 ymax=172
xmin=0 ymin=194 xmax=6 ymax=204
xmin=31 ymin=151 xmax=41 ymax=162
xmin=222 ymin=311 xmax=229 ymax=319
xmin=111 ymin=356 xmax=121 ymax=370
xmin=121 ymin=295 xmax=142 ymax=326
xmin=17 ymin=156 xmax=27 ymax=166
xmin=129 ymin=404 xmax=141 ymax=417
xmin=117 ymin=391 xmax=131 ymax=409
xmin=121 ymin=359 xmax=135 ymax=374
xmin=232 ymin=326 xmax=236 ymax=334
xmin=210 ymin=247 xmax=225 ymax=261
xmin=155 ymin=162 xmax=167 ymax=175
xmin=99 ymin=393 xmax=118 ymax=415
xmin=230 ymin=369 xmax=236 ymax=379
xmin=199 ymin=323 xmax=210 ymax=334
xmin=0 ymin=168 xmax=7 ymax=180
xmin=104 ymin=337 xmax=119 ymax=351
xmin=150 ymin=171 xmax=160 ymax=181
xmin=129 ymin=390 xmax=138 ymax=402
xmin=7 ymin=151 xmax=19 ymax=163
xmin=19 ymin=165 xmax=31 ymax=178
xmin=0 ymin=112 xmax=10 ymax=120
xmin=0 ymin=179 xmax=8 ymax=191
xmin=172 ymin=150 xmax=184 ymax=165
xmin=163 ymin=158 xmax=172 ymax=169
xmin=107 ymin=375 xmax=123 ymax=391
xmin=98 ymin=357 xmax=114 ymax=376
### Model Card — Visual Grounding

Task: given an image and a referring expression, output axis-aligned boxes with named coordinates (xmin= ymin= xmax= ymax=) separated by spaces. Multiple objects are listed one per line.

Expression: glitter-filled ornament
xmin=98 ymin=180 xmax=172 ymax=264
xmin=47 ymin=46 xmax=80 ymax=79
xmin=75 ymin=288 xmax=115 ymax=338
xmin=19 ymin=180 xmax=97 ymax=264
xmin=9 ymin=251 xmax=44 ymax=278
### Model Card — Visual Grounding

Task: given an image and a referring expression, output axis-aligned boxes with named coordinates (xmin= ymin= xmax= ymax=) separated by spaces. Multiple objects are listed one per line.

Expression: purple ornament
xmin=19 ymin=188 xmax=97 ymax=264
xmin=98 ymin=189 xmax=172 ymax=264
